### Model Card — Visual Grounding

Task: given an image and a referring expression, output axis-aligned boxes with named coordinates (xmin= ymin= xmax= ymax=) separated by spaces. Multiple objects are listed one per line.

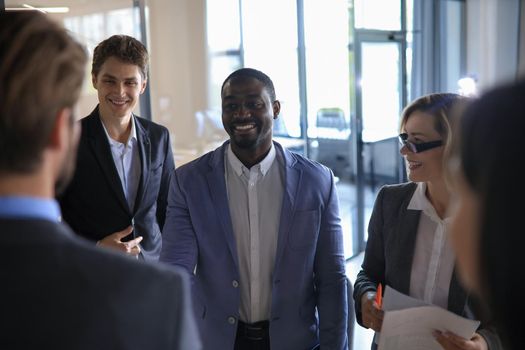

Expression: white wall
xmin=147 ymin=0 xmax=209 ymax=148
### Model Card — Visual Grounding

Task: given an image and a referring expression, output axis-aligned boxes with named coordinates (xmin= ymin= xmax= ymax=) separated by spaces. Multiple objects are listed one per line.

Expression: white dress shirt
xmin=101 ymin=116 xmax=141 ymax=212
xmin=225 ymin=143 xmax=284 ymax=323
xmin=408 ymin=182 xmax=455 ymax=309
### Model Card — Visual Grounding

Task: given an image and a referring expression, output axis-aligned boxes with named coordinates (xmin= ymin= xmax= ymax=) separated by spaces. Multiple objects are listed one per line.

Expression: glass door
xmin=303 ymin=0 xmax=353 ymax=258
xmin=353 ymin=30 xmax=407 ymax=252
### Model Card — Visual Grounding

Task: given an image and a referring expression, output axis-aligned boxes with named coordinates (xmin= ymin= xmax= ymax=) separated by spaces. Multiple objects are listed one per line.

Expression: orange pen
xmin=375 ymin=283 xmax=383 ymax=308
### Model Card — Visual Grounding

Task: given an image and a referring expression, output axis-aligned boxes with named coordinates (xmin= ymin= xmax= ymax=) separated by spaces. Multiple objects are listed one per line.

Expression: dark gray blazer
xmin=0 ymin=218 xmax=200 ymax=349
xmin=353 ymin=182 xmax=502 ymax=349
xmin=59 ymin=106 xmax=175 ymax=261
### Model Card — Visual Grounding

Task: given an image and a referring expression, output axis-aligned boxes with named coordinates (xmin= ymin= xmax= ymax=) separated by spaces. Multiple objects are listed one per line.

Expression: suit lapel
xmin=85 ymin=108 xmax=130 ymax=214
xmin=448 ymin=268 xmax=468 ymax=315
xmin=273 ymin=143 xmax=301 ymax=270
xmin=133 ymin=116 xmax=150 ymax=214
xmin=206 ymin=143 xmax=239 ymax=270
xmin=391 ymin=184 xmax=420 ymax=295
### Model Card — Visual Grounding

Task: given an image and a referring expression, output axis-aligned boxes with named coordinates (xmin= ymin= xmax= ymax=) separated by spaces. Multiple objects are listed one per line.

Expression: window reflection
xmin=64 ymin=8 xmax=141 ymax=54
xmin=304 ymin=0 xmax=351 ymax=140
xmin=209 ymin=55 xmax=242 ymax=110
xmin=206 ymin=0 xmax=242 ymax=111
xmin=207 ymin=0 xmax=241 ymax=51
xmin=304 ymin=0 xmax=353 ymax=256
xmin=242 ymin=0 xmax=301 ymax=138
xmin=354 ymin=0 xmax=401 ymax=30
xmin=361 ymin=42 xmax=400 ymax=142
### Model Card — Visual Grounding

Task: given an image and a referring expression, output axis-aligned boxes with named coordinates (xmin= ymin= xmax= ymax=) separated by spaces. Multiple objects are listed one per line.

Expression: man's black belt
xmin=236 ymin=320 xmax=270 ymax=341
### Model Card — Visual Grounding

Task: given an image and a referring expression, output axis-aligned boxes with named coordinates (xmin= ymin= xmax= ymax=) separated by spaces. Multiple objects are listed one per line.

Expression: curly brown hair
xmin=91 ymin=35 xmax=148 ymax=79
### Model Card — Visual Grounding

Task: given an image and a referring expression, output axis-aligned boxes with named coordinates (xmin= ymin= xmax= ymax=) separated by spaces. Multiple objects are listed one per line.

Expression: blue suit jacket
xmin=160 ymin=141 xmax=347 ymax=350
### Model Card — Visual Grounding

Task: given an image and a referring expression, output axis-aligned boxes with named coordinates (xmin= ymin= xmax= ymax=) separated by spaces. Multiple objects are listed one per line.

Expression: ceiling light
xmin=19 ymin=3 xmax=70 ymax=13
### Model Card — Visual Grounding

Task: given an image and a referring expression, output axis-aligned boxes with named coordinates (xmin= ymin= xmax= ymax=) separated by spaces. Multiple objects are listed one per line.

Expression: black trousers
xmin=234 ymin=320 xmax=270 ymax=350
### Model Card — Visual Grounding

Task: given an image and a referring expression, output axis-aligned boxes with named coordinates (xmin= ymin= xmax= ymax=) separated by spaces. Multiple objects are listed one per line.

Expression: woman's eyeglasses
xmin=398 ymin=133 xmax=443 ymax=153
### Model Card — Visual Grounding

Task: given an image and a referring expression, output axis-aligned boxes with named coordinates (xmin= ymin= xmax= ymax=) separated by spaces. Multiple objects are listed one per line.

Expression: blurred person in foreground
xmin=0 ymin=11 xmax=199 ymax=349
xmin=449 ymin=80 xmax=525 ymax=350
xmin=354 ymin=93 xmax=502 ymax=350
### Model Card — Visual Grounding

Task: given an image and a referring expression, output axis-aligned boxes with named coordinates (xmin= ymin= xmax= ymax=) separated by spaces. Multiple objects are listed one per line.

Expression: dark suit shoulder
xmin=134 ymin=115 xmax=170 ymax=134
xmin=1 ymin=218 xmax=187 ymax=309
xmin=80 ymin=107 xmax=100 ymax=124
xmin=288 ymin=149 xmax=331 ymax=175
xmin=373 ymin=182 xmax=418 ymax=220
xmin=271 ymin=141 xmax=329 ymax=173
xmin=79 ymin=109 xmax=170 ymax=138
xmin=378 ymin=182 xmax=417 ymax=200
xmin=1 ymin=219 xmax=191 ymax=349
xmin=277 ymin=145 xmax=334 ymax=190
xmin=2 ymin=218 xmax=184 ymax=286
xmin=78 ymin=108 xmax=104 ymax=140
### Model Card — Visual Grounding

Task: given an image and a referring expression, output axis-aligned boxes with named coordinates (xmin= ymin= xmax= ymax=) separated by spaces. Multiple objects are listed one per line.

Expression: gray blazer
xmin=353 ymin=182 xmax=502 ymax=349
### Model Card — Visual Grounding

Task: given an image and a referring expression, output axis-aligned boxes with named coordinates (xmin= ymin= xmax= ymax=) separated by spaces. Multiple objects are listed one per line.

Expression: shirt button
xmin=228 ymin=316 xmax=236 ymax=325
xmin=232 ymin=280 xmax=239 ymax=288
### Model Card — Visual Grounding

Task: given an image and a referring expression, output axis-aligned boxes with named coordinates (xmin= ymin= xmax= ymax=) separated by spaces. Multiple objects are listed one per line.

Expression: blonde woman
xmin=354 ymin=93 xmax=501 ymax=350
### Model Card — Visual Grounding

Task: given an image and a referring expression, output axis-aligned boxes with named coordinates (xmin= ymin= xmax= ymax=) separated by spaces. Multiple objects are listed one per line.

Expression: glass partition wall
xmin=6 ymin=0 xmax=465 ymax=259
xmin=206 ymin=0 xmax=409 ymax=257
xmin=5 ymin=0 xmax=145 ymax=121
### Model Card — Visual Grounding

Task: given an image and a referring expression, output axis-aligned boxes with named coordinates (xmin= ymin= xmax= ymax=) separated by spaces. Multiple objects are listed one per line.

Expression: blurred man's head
xmin=0 ymin=11 xmax=87 ymax=194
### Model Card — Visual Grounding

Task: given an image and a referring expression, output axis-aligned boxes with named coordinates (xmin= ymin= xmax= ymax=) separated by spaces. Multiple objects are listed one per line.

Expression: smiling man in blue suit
xmin=160 ymin=68 xmax=347 ymax=350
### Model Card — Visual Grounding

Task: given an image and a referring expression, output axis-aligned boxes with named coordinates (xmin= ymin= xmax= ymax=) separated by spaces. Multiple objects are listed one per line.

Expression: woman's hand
xmin=360 ymin=291 xmax=384 ymax=332
xmin=433 ymin=331 xmax=488 ymax=350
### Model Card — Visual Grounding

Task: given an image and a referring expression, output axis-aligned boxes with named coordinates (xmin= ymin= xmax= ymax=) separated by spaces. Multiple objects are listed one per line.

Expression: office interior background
xmin=4 ymin=0 xmax=524 ymax=260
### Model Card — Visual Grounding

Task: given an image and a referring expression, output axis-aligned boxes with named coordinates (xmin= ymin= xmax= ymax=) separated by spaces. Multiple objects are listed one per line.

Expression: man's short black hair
xmin=221 ymin=68 xmax=276 ymax=101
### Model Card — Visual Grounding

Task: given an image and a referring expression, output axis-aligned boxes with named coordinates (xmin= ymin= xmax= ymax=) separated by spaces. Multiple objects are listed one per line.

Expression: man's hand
xmin=97 ymin=226 xmax=143 ymax=257
xmin=433 ymin=331 xmax=488 ymax=350
xmin=361 ymin=291 xmax=384 ymax=332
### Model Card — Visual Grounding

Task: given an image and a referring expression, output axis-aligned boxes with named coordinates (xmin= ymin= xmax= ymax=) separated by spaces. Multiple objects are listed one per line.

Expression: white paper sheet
xmin=382 ymin=285 xmax=430 ymax=311
xmin=377 ymin=286 xmax=480 ymax=350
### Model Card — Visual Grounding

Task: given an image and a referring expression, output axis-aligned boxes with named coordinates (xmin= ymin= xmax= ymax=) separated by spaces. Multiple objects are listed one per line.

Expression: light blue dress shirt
xmin=0 ymin=196 xmax=61 ymax=222
xmin=101 ymin=116 xmax=142 ymax=212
